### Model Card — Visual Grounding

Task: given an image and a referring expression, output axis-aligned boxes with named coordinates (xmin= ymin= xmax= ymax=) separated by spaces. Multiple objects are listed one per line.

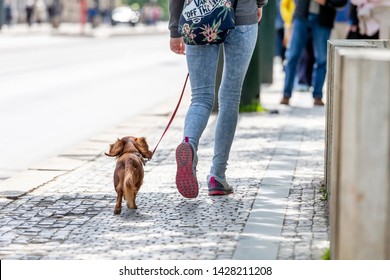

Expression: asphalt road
xmin=0 ymin=33 xmax=187 ymax=180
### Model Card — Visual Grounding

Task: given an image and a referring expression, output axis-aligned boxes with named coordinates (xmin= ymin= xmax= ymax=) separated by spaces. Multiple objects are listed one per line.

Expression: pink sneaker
xmin=175 ymin=137 xmax=198 ymax=198
xmin=207 ymin=175 xmax=233 ymax=196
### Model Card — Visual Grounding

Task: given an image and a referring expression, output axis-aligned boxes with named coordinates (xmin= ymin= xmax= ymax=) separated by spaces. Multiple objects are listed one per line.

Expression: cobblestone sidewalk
xmin=0 ymin=67 xmax=328 ymax=260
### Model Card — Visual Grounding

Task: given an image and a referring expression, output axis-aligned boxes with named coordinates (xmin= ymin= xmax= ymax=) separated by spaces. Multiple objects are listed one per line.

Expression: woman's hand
xmin=170 ymin=37 xmax=186 ymax=55
xmin=257 ymin=7 xmax=263 ymax=22
xmin=283 ymin=26 xmax=292 ymax=47
xmin=315 ymin=0 xmax=326 ymax=5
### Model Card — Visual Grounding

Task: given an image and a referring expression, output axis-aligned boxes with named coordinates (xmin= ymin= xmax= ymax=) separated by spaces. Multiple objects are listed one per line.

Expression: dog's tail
xmin=124 ymin=158 xmax=143 ymax=191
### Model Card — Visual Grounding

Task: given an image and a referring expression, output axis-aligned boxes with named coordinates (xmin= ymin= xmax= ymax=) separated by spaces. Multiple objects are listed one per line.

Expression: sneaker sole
xmin=208 ymin=190 xmax=233 ymax=196
xmin=176 ymin=142 xmax=198 ymax=198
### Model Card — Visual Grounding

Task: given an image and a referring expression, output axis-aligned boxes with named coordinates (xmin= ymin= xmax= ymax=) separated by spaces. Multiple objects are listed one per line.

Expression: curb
xmin=0 ymin=23 xmax=169 ymax=38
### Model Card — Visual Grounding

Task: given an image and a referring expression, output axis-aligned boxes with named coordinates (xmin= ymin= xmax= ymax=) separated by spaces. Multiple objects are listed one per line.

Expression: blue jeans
xmin=283 ymin=14 xmax=332 ymax=99
xmin=184 ymin=24 xmax=258 ymax=179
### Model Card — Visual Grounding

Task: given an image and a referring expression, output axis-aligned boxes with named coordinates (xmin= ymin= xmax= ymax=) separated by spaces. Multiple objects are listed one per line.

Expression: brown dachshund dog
xmin=105 ymin=136 xmax=153 ymax=214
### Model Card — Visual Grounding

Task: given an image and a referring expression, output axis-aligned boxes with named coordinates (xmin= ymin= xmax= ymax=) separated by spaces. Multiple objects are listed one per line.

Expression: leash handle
xmin=151 ymin=73 xmax=189 ymax=157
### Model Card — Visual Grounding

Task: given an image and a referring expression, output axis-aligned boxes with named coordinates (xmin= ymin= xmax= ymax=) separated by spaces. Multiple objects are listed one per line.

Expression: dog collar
xmin=134 ymin=152 xmax=148 ymax=166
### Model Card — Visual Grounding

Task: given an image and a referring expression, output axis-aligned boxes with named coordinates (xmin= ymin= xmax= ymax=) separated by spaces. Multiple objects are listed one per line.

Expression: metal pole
xmin=80 ymin=0 xmax=87 ymax=32
xmin=258 ymin=0 xmax=276 ymax=84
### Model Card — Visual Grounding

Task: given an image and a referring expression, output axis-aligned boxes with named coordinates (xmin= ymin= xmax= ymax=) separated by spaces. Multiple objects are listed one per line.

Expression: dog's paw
xmin=114 ymin=207 xmax=122 ymax=215
xmin=127 ymin=203 xmax=137 ymax=209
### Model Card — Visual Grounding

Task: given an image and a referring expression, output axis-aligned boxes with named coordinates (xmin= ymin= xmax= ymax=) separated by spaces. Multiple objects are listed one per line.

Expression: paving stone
xmin=0 ymin=83 xmax=328 ymax=260
xmin=0 ymin=170 xmax=67 ymax=199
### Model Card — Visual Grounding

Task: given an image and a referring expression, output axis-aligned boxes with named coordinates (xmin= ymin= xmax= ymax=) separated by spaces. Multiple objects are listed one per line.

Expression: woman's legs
xmin=310 ymin=14 xmax=331 ymax=100
xmin=283 ymin=18 xmax=309 ymax=98
xmin=211 ymin=24 xmax=258 ymax=179
xmin=184 ymin=44 xmax=220 ymax=151
xmin=181 ymin=23 xmax=258 ymax=195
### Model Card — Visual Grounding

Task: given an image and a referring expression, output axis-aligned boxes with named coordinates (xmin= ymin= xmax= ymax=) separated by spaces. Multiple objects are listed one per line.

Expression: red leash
xmin=150 ymin=73 xmax=189 ymax=158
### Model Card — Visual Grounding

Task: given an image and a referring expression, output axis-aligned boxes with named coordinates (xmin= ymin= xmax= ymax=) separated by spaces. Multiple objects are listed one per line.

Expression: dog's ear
xmin=105 ymin=138 xmax=125 ymax=157
xmin=134 ymin=137 xmax=153 ymax=160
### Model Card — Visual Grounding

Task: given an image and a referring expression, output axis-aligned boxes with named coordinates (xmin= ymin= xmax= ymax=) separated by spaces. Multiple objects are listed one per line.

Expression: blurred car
xmin=111 ymin=6 xmax=140 ymax=26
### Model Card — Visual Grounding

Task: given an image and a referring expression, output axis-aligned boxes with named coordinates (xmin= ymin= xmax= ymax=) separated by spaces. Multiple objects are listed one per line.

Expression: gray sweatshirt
xmin=168 ymin=0 xmax=268 ymax=38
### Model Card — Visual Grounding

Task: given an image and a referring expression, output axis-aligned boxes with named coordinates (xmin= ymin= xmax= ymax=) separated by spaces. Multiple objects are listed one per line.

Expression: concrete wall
xmin=326 ymin=42 xmax=390 ymax=259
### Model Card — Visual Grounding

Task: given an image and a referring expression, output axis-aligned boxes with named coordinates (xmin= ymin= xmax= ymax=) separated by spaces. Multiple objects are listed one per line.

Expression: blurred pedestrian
xmin=294 ymin=39 xmax=314 ymax=92
xmin=280 ymin=0 xmax=348 ymax=106
xmin=275 ymin=0 xmax=287 ymax=65
xmin=280 ymin=0 xmax=295 ymax=48
xmin=47 ymin=1 xmax=55 ymax=22
xmin=350 ymin=0 xmax=390 ymax=39
xmin=151 ymin=4 xmax=163 ymax=25
xmin=281 ymin=0 xmax=315 ymax=92
xmin=4 ymin=2 xmax=13 ymax=28
xmin=142 ymin=3 xmax=155 ymax=25
xmin=26 ymin=0 xmax=35 ymax=27
xmin=47 ymin=0 xmax=62 ymax=28
xmin=331 ymin=0 xmax=350 ymax=39
xmin=34 ymin=0 xmax=46 ymax=25
xmin=87 ymin=2 xmax=99 ymax=28
xmin=347 ymin=2 xmax=379 ymax=38
xmin=168 ymin=0 xmax=268 ymax=198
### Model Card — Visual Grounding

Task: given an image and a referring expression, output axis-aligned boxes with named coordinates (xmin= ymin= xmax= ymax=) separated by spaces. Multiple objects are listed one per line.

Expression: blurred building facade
xmin=8 ymin=0 xmax=120 ymax=23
